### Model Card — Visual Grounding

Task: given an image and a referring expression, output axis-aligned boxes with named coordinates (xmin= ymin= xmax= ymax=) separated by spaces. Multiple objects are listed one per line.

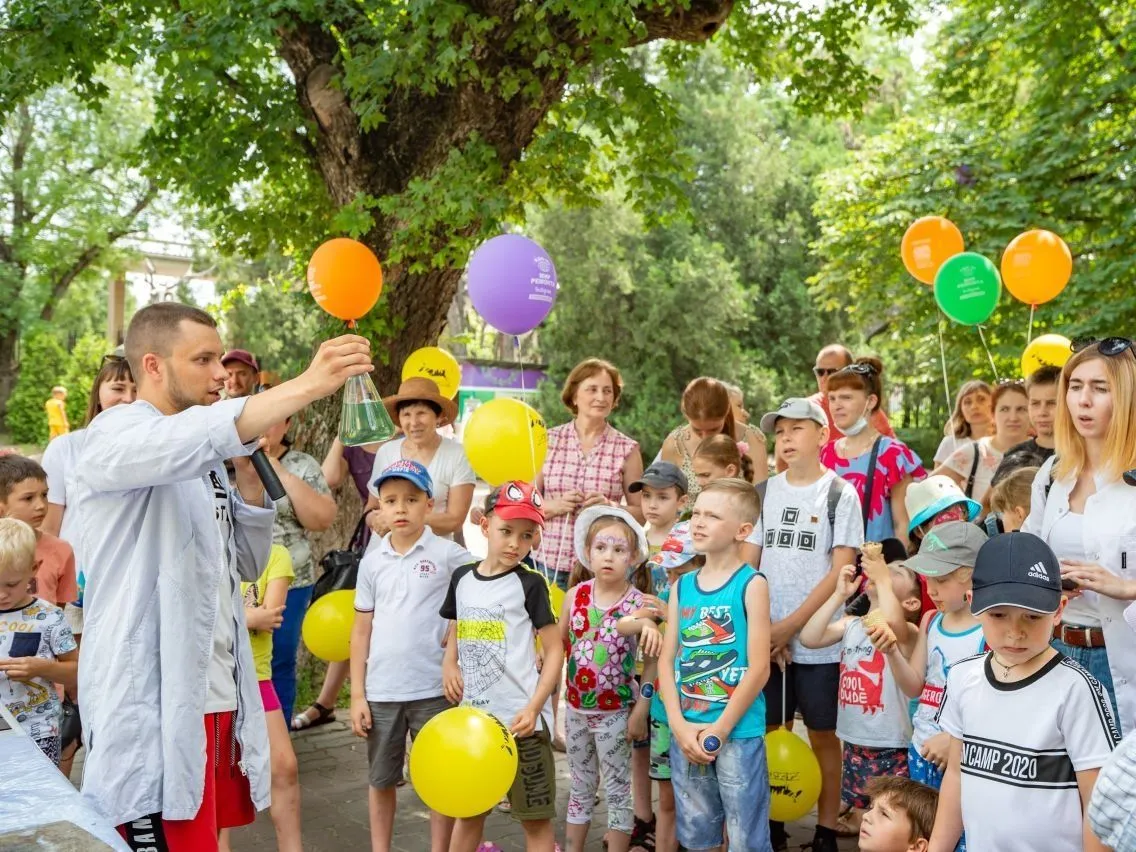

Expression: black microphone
xmin=250 ymin=449 xmax=287 ymax=501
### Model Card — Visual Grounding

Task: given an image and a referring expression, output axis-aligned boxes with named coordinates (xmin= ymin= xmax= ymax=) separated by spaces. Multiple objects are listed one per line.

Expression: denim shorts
xmin=670 ymin=735 xmax=772 ymax=851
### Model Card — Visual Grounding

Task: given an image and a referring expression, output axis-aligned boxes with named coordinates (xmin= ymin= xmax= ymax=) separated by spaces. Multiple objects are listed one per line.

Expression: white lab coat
xmin=70 ymin=398 xmax=273 ymax=825
xmin=1025 ymin=455 xmax=1136 ymax=733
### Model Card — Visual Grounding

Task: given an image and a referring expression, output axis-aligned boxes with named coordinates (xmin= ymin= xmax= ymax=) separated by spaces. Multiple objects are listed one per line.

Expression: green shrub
xmin=6 ymin=329 xmax=70 ymax=445
xmin=62 ymin=334 xmax=112 ymax=427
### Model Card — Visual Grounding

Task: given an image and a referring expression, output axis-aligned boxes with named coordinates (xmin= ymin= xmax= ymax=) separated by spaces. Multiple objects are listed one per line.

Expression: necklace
xmin=991 ymin=648 xmax=1050 ymax=681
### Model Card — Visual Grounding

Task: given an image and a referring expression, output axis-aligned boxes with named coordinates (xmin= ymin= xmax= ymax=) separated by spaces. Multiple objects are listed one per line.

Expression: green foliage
xmin=60 ymin=334 xmax=109 ymax=427
xmin=7 ymin=327 xmax=69 ymax=444
xmin=812 ymin=0 xmax=1136 ymax=422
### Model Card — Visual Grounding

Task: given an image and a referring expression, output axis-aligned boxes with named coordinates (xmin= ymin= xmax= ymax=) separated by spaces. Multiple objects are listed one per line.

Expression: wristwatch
xmin=640 ymin=682 xmax=655 ymax=699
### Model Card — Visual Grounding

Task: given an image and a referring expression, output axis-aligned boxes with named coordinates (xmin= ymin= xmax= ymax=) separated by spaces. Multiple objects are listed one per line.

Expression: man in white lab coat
xmin=70 ymin=302 xmax=371 ymax=851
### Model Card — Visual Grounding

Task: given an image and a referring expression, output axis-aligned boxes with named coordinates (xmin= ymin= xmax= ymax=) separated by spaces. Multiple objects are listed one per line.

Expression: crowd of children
xmin=6 ymin=336 xmax=1136 ymax=852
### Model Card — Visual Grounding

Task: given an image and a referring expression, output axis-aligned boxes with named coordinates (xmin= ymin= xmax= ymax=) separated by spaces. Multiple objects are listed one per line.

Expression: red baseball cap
xmin=222 ymin=349 xmax=259 ymax=372
xmin=485 ymin=481 xmax=545 ymax=527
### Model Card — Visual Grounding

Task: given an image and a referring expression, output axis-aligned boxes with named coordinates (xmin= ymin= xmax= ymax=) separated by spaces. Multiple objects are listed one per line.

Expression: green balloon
xmin=934 ymin=252 xmax=1002 ymax=325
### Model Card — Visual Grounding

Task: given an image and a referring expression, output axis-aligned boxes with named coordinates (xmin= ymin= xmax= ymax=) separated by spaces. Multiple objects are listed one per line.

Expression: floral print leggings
xmin=565 ymin=706 xmax=633 ymax=833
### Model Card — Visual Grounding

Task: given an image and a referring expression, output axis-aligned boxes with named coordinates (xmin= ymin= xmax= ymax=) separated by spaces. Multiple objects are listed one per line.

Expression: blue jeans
xmin=271 ymin=584 xmax=314 ymax=724
xmin=1052 ymin=639 xmax=1118 ymax=723
xmin=670 ymin=735 xmax=772 ymax=852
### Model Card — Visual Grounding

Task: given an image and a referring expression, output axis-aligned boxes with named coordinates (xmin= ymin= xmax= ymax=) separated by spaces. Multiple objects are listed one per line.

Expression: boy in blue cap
xmin=349 ymin=459 xmax=476 ymax=852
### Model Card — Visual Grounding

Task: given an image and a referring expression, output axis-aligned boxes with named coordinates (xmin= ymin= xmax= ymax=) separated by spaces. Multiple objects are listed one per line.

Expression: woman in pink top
xmin=535 ymin=359 xmax=644 ymax=591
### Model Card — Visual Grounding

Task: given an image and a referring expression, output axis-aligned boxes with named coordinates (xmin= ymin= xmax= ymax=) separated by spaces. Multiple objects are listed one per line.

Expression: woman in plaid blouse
xmin=534 ymin=359 xmax=644 ymax=591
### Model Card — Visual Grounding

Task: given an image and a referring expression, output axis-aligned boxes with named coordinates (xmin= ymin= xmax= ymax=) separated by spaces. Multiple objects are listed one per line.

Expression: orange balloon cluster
xmin=307 ymin=238 xmax=384 ymax=321
xmin=901 ymin=216 xmax=965 ymax=285
xmin=1000 ymin=229 xmax=1072 ymax=306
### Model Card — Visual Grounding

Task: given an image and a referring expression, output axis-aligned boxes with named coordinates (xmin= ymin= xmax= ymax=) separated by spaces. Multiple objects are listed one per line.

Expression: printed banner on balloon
xmin=409 ymin=707 xmax=518 ymax=818
xmin=467 ymin=234 xmax=558 ymax=336
xmin=307 ymin=238 xmax=384 ymax=321
xmin=463 ymin=397 xmax=548 ymax=486
xmin=934 ymin=252 xmax=1001 ymax=325
xmin=1001 ymin=229 xmax=1072 ymax=306
xmin=901 ymin=216 xmax=965 ymax=285
xmin=766 ymin=728 xmax=823 ymax=822
xmin=1021 ymin=333 xmax=1072 ymax=377
xmin=403 ymin=347 xmax=461 ymax=399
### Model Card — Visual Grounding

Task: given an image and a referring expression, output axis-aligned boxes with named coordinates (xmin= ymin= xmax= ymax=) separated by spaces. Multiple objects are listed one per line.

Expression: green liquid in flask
xmin=339 ymin=375 xmax=398 ymax=446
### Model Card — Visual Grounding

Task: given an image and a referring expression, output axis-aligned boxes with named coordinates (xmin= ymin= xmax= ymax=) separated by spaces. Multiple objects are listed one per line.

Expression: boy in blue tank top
xmin=658 ymin=479 xmax=772 ymax=852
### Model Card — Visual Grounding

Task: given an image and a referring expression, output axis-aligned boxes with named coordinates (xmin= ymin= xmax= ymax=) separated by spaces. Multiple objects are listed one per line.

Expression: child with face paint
xmin=561 ymin=505 xmax=650 ymax=852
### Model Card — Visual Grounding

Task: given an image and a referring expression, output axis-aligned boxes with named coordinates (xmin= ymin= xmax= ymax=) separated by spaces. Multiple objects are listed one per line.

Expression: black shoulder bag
xmin=311 ymin=514 xmax=369 ymax=603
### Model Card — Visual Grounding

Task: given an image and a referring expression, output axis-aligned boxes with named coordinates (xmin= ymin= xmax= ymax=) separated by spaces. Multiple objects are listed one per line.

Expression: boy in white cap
xmin=742 ymin=397 xmax=864 ymax=852
xmin=928 ymin=532 xmax=1119 ymax=852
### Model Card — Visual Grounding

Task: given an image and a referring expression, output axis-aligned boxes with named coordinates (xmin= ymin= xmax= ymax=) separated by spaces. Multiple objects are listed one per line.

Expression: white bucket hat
xmin=573 ymin=505 xmax=649 ymax=570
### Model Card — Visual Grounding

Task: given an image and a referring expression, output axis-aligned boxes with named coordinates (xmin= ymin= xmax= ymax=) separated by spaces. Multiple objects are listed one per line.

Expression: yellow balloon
xmin=462 ymin=397 xmax=548 ymax=486
xmin=766 ymin=728 xmax=823 ymax=822
xmin=548 ymin=581 xmax=565 ymax=615
xmin=1021 ymin=333 xmax=1072 ymax=378
xmin=409 ymin=706 xmax=519 ymax=817
xmin=402 ymin=347 xmax=462 ymax=399
xmin=301 ymin=589 xmax=355 ymax=662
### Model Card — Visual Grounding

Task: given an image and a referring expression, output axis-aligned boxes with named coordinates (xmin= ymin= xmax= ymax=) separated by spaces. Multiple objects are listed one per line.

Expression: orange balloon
xmin=1001 ymin=229 xmax=1072 ymax=306
xmin=307 ymin=238 xmax=384 ymax=321
xmin=901 ymin=216 xmax=965 ymax=285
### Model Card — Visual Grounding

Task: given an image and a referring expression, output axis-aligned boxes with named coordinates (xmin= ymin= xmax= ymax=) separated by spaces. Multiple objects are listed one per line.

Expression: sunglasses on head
xmin=1071 ymin=337 xmax=1134 ymax=357
xmin=103 ymin=353 xmax=125 ymax=364
xmin=996 ymin=378 xmax=1024 ymax=387
xmin=837 ymin=363 xmax=877 ymax=377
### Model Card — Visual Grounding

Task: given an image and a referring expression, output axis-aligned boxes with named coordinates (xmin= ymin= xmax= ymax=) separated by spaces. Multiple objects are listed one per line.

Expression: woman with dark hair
xmin=933 ymin=380 xmax=1030 ymax=508
xmin=821 ymin=357 xmax=925 ymax=548
xmin=42 ymin=352 xmax=137 ymax=537
xmin=659 ymin=376 xmax=767 ymax=500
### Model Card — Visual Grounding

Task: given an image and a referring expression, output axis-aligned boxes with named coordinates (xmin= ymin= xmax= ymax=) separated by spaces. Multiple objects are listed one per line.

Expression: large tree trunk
xmin=0 ymin=328 xmax=17 ymax=424
xmin=278 ymin=1 xmax=734 ymax=546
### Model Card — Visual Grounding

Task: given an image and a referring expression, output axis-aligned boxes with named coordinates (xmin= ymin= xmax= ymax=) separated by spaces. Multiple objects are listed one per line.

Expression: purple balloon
xmin=467 ymin=234 xmax=558 ymax=336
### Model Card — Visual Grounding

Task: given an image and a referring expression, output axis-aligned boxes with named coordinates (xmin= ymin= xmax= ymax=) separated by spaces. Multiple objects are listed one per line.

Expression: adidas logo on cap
xmin=1026 ymin=560 xmax=1050 ymax=582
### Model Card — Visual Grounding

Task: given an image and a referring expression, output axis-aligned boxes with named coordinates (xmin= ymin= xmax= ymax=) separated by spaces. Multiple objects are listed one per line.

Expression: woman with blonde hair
xmin=1023 ymin=337 xmax=1136 ymax=732
xmin=659 ymin=377 xmax=767 ymax=500
xmin=932 ymin=380 xmax=993 ymax=465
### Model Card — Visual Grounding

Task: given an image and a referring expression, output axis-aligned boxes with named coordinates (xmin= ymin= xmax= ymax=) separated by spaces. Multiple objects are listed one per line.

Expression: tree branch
xmin=633 ymin=0 xmax=735 ymax=45
xmin=38 ymin=181 xmax=158 ymax=322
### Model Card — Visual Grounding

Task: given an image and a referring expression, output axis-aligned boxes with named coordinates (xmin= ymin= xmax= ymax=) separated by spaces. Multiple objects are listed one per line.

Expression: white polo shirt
xmin=354 ymin=526 xmax=474 ymax=702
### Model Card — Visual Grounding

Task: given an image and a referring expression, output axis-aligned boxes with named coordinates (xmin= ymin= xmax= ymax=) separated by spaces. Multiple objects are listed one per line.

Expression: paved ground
xmin=181 ymin=720 xmax=856 ymax=852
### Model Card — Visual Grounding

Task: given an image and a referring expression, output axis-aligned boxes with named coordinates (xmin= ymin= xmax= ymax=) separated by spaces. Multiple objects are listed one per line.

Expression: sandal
xmin=835 ymin=810 xmax=862 ymax=837
xmin=291 ymin=702 xmax=335 ymax=731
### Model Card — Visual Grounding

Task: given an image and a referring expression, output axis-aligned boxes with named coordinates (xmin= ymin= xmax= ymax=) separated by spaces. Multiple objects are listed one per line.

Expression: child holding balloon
xmin=561 ymin=505 xmax=650 ymax=852
xmin=441 ymin=481 xmax=562 ymax=852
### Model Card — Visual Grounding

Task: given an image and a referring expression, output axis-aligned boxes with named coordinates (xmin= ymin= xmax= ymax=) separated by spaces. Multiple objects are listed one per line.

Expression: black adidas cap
xmin=971 ymin=532 xmax=1062 ymax=615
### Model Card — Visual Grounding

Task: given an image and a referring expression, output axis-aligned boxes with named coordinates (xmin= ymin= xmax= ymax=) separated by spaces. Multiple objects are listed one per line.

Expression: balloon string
xmin=516 ymin=334 xmax=559 ymax=584
xmin=1027 ymin=304 xmax=1035 ymax=346
xmin=976 ymin=325 xmax=1001 ymax=382
xmin=938 ymin=311 xmax=958 ymax=457
xmin=781 ymin=664 xmax=787 ymax=730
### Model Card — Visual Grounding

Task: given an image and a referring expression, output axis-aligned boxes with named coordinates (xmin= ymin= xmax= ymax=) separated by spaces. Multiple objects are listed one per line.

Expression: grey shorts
xmin=366 ymin=696 xmax=451 ymax=789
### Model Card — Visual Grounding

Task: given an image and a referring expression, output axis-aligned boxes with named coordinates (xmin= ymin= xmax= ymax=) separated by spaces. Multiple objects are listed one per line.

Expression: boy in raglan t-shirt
xmin=441 ymin=481 xmax=562 ymax=852
xmin=741 ymin=397 xmax=864 ymax=852
xmin=928 ymin=533 xmax=1119 ymax=852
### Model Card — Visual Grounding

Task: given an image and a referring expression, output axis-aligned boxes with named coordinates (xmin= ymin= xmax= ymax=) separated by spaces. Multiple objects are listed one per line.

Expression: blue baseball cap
xmin=373 ymin=459 xmax=433 ymax=498
xmin=971 ymin=532 xmax=1062 ymax=615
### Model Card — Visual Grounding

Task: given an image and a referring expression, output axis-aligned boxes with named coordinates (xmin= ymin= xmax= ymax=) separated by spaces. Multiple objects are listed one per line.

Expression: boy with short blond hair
xmin=859 ymin=776 xmax=938 ymax=852
xmin=0 ymin=518 xmax=79 ymax=764
xmin=659 ymin=478 xmax=772 ymax=852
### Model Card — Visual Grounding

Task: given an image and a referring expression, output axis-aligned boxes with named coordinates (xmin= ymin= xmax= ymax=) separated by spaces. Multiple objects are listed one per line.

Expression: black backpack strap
xmin=860 ymin=437 xmax=883 ymax=533
xmin=827 ymin=477 xmax=844 ymax=552
xmin=965 ymin=444 xmax=981 ymax=498
xmin=1044 ymin=454 xmax=1058 ymax=501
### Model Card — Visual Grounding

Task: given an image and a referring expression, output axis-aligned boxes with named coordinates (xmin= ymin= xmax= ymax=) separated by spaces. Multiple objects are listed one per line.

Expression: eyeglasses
xmin=813 ymin=367 xmax=839 ymax=377
xmin=1071 ymin=337 xmax=1134 ymax=356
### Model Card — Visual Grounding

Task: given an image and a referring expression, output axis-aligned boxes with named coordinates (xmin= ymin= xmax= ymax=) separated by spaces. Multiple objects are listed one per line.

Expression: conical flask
xmin=340 ymin=373 xmax=398 ymax=446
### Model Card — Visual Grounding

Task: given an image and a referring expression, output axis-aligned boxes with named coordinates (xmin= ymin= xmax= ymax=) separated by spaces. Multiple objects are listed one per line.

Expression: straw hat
xmin=383 ymin=377 xmax=458 ymax=426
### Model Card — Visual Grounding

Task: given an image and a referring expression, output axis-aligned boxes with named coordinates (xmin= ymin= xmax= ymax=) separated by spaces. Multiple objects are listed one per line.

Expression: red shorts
xmin=117 ymin=711 xmax=256 ymax=851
